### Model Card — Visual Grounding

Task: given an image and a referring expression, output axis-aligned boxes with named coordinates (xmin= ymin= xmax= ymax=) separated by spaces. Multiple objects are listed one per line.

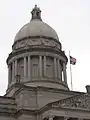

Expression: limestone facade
xmin=0 ymin=5 xmax=90 ymax=120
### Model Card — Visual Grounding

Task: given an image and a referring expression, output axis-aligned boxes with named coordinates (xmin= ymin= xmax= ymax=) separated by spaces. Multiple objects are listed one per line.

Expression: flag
xmin=70 ymin=56 xmax=76 ymax=65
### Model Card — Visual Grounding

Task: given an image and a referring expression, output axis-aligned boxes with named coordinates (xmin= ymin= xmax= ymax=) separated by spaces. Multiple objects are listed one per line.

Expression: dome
xmin=14 ymin=5 xmax=59 ymax=42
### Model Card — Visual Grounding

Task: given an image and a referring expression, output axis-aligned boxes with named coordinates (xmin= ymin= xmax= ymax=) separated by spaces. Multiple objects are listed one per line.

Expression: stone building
xmin=0 ymin=5 xmax=90 ymax=120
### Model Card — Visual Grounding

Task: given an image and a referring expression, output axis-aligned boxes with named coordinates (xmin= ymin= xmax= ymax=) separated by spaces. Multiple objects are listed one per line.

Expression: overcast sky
xmin=0 ymin=0 xmax=90 ymax=95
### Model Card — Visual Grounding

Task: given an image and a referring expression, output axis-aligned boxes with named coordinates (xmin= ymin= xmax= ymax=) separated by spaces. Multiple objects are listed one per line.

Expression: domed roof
xmin=14 ymin=5 xmax=59 ymax=42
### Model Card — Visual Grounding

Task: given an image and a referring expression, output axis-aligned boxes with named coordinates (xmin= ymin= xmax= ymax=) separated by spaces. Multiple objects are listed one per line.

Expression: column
xmin=24 ymin=57 xmax=27 ymax=79
xmin=39 ymin=56 xmax=42 ymax=77
xmin=49 ymin=116 xmax=53 ymax=120
xmin=12 ymin=61 xmax=15 ymax=82
xmin=64 ymin=116 xmax=69 ymax=120
xmin=44 ymin=56 xmax=46 ymax=77
xmin=78 ymin=118 xmax=83 ymax=120
xmin=58 ymin=60 xmax=62 ymax=82
xmin=54 ymin=58 xmax=57 ymax=78
xmin=57 ymin=59 xmax=60 ymax=79
xmin=63 ymin=62 xmax=67 ymax=84
xmin=8 ymin=65 xmax=10 ymax=84
xmin=37 ymin=115 xmax=42 ymax=120
xmin=59 ymin=61 xmax=62 ymax=82
xmin=28 ymin=56 xmax=31 ymax=81
xmin=15 ymin=60 xmax=17 ymax=76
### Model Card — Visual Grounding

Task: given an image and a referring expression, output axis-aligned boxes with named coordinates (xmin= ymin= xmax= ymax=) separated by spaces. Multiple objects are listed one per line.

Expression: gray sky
xmin=0 ymin=0 xmax=90 ymax=95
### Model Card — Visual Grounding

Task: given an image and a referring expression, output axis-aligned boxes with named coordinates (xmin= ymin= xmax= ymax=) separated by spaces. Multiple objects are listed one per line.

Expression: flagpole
xmin=69 ymin=51 xmax=73 ymax=91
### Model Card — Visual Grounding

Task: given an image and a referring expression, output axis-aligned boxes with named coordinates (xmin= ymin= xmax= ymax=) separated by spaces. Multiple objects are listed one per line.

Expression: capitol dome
xmin=14 ymin=5 xmax=59 ymax=42
xmin=7 ymin=5 xmax=68 ymax=92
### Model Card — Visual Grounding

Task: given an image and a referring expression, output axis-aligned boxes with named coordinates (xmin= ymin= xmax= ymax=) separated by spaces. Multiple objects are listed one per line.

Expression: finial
xmin=31 ymin=5 xmax=42 ymax=21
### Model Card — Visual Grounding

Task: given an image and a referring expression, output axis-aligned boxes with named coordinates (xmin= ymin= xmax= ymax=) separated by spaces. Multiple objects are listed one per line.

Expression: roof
xmin=14 ymin=19 xmax=59 ymax=42
xmin=14 ymin=5 xmax=59 ymax=42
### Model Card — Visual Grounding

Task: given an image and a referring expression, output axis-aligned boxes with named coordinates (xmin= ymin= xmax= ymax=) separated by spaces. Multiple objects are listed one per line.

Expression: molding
xmin=0 ymin=95 xmax=14 ymax=100
xmin=15 ymin=108 xmax=37 ymax=118
xmin=0 ymin=107 xmax=16 ymax=117
xmin=23 ymin=79 xmax=69 ymax=88
xmin=13 ymin=36 xmax=61 ymax=46
xmin=5 ymin=83 xmax=85 ymax=98
xmin=7 ymin=47 xmax=68 ymax=64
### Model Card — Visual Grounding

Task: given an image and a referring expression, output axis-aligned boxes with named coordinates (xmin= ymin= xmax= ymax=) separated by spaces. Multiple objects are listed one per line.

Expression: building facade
xmin=0 ymin=5 xmax=90 ymax=120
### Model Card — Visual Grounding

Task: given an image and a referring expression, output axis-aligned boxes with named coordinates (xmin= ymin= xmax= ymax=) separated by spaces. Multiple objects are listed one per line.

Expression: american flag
xmin=70 ymin=56 xmax=76 ymax=65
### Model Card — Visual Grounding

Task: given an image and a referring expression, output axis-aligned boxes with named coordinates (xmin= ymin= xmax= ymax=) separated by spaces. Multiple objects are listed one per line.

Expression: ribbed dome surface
xmin=14 ymin=19 xmax=59 ymax=42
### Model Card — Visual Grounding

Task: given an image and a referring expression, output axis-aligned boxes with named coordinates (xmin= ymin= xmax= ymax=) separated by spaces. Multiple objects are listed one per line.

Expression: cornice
xmin=0 ymin=95 xmax=14 ymax=100
xmin=5 ymin=83 xmax=85 ymax=98
xmin=7 ymin=46 xmax=68 ymax=64
xmin=0 ymin=107 xmax=17 ymax=117
xmin=15 ymin=108 xmax=37 ymax=117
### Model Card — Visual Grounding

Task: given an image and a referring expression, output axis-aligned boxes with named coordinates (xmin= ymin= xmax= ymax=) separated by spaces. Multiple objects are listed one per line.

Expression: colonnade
xmin=8 ymin=55 xmax=67 ymax=85
xmin=44 ymin=116 xmax=85 ymax=120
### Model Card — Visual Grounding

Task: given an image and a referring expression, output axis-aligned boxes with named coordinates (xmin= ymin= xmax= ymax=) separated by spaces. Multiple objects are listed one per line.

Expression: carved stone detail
xmin=13 ymin=38 xmax=61 ymax=51
xmin=52 ymin=94 xmax=89 ymax=110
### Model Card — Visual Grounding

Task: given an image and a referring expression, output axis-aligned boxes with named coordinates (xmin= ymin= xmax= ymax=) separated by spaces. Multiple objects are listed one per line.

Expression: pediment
xmin=51 ymin=94 xmax=89 ymax=110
